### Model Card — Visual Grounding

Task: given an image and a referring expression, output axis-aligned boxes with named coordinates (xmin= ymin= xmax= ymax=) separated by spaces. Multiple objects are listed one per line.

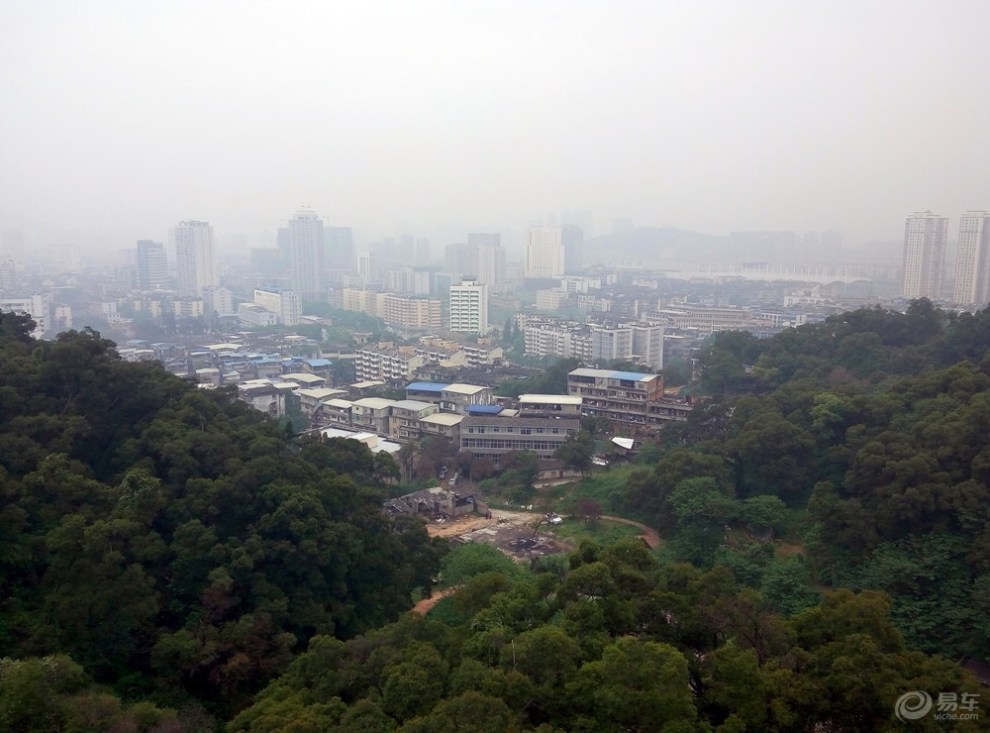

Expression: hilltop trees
xmin=0 ymin=314 xmax=444 ymax=715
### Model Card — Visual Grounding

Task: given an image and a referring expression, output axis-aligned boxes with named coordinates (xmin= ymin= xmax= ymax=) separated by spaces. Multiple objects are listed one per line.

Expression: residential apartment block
xmin=460 ymin=415 xmax=581 ymax=464
xmin=567 ymin=367 xmax=690 ymax=428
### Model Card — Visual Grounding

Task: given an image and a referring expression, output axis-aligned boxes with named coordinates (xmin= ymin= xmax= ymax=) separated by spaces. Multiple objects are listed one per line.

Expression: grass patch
xmin=554 ymin=464 xmax=644 ymax=518
xmin=549 ymin=518 xmax=642 ymax=548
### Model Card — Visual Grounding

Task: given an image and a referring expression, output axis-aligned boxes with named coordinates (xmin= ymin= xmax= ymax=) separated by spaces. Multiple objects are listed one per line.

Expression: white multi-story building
xmin=0 ymin=293 xmax=52 ymax=337
xmin=254 ymin=288 xmax=302 ymax=326
xmin=525 ymin=226 xmax=564 ymax=279
xmin=953 ymin=211 xmax=990 ymax=306
xmin=902 ymin=211 xmax=948 ymax=299
xmin=523 ymin=321 xmax=592 ymax=361
xmin=136 ymin=240 xmax=168 ymax=290
xmin=238 ymin=303 xmax=278 ymax=327
xmin=203 ymin=285 xmax=234 ymax=315
xmin=449 ymin=281 xmax=489 ymax=334
xmin=285 ymin=209 xmax=325 ymax=300
xmin=174 ymin=221 xmax=217 ymax=297
xmin=356 ymin=346 xmax=426 ymax=383
xmin=590 ymin=322 xmax=664 ymax=370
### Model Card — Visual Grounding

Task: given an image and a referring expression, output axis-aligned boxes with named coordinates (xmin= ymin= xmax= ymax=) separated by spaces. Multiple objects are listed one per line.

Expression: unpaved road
xmin=425 ymin=510 xmax=541 ymax=539
xmin=599 ymin=515 xmax=662 ymax=549
xmin=412 ymin=586 xmax=458 ymax=614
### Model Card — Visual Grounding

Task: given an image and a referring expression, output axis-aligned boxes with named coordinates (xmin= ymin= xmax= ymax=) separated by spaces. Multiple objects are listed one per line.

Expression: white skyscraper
xmin=287 ymin=209 xmax=325 ymax=300
xmin=525 ymin=226 xmax=565 ymax=279
xmin=901 ymin=212 xmax=947 ymax=299
xmin=449 ymin=280 xmax=489 ymax=334
xmin=174 ymin=221 xmax=217 ymax=297
xmin=952 ymin=211 xmax=990 ymax=306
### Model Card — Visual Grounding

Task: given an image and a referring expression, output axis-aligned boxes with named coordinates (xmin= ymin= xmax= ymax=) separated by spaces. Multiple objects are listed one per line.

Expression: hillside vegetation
xmin=2 ymin=301 xmax=989 ymax=731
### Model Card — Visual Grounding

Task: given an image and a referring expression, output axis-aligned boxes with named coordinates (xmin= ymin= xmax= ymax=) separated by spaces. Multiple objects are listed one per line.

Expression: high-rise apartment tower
xmin=952 ymin=211 xmax=990 ymax=306
xmin=901 ymin=212 xmax=947 ymax=299
xmin=174 ymin=221 xmax=217 ymax=297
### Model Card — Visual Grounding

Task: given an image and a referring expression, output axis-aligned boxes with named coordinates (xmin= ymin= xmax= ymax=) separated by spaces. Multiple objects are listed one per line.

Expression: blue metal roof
xmin=305 ymin=358 xmax=333 ymax=367
xmin=406 ymin=381 xmax=448 ymax=392
xmin=466 ymin=404 xmax=503 ymax=415
xmin=608 ymin=370 xmax=654 ymax=381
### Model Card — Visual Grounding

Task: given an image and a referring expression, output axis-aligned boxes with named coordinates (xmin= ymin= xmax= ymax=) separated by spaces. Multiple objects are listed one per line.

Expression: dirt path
xmin=599 ymin=515 xmax=662 ymax=549
xmin=412 ymin=586 xmax=458 ymax=615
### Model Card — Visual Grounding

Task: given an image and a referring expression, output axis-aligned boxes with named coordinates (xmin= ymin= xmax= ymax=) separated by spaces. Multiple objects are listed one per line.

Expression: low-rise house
xmin=238 ymin=381 xmax=286 ymax=417
xmin=388 ymin=400 xmax=439 ymax=441
xmin=316 ymin=398 xmax=354 ymax=429
xmin=351 ymin=397 xmax=396 ymax=435
xmin=419 ymin=412 xmax=464 ymax=442
xmin=460 ymin=415 xmax=581 ymax=464
xmin=282 ymin=372 xmax=327 ymax=389
xmin=517 ymin=393 xmax=583 ymax=417
xmin=297 ymin=387 xmax=349 ymax=416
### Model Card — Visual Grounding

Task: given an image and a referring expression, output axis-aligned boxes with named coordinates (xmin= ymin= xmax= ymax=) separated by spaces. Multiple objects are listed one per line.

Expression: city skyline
xmin=2 ymin=1 xmax=989 ymax=255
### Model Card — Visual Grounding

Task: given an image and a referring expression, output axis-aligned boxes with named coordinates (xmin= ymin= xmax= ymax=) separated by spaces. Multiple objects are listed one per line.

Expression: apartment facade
xmin=460 ymin=415 xmax=581 ymax=464
xmin=449 ymin=281 xmax=489 ymax=334
xmin=953 ymin=211 xmax=990 ymax=306
xmin=902 ymin=211 xmax=948 ymax=299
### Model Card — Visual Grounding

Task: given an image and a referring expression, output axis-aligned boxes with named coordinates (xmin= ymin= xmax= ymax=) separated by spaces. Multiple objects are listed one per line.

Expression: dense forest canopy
xmin=0 ymin=312 xmax=444 ymax=724
xmin=2 ymin=302 xmax=989 ymax=731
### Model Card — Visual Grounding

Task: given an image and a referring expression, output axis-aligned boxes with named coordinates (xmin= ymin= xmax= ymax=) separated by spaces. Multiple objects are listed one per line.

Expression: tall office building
xmin=0 ymin=259 xmax=16 ymax=291
xmin=287 ymin=209 xmax=325 ymax=300
xmin=952 ymin=211 xmax=990 ymax=306
xmin=136 ymin=240 xmax=168 ymax=290
xmin=325 ymin=226 xmax=355 ymax=276
xmin=901 ymin=211 xmax=947 ymax=299
xmin=174 ymin=221 xmax=217 ymax=297
xmin=468 ymin=233 xmax=506 ymax=285
xmin=449 ymin=280 xmax=489 ymax=334
xmin=525 ymin=226 xmax=564 ymax=279
xmin=562 ymin=224 xmax=584 ymax=274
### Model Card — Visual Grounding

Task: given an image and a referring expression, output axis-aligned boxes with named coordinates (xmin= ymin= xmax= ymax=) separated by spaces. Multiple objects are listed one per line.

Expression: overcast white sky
xmin=1 ymin=0 xmax=989 ymax=255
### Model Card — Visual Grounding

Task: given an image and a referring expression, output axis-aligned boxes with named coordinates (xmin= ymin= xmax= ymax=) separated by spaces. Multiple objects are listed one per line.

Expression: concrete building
xmin=173 ymin=297 xmax=205 ymax=318
xmin=136 ymin=240 xmax=168 ymax=290
xmin=591 ymin=325 xmax=633 ymax=363
xmin=567 ymin=367 xmax=689 ymax=429
xmin=286 ymin=209 xmax=325 ymax=300
xmin=381 ymin=294 xmax=443 ymax=331
xmin=526 ymin=226 xmax=564 ymax=279
xmin=449 ymin=281 xmax=488 ymax=334
xmin=562 ymin=224 xmax=584 ymax=274
xmin=254 ymin=288 xmax=302 ymax=326
xmin=351 ymin=397 xmax=396 ymax=434
xmin=356 ymin=345 xmax=426 ymax=383
xmin=405 ymin=381 xmax=494 ymax=414
xmin=324 ymin=226 xmax=355 ymax=280
xmin=517 ymin=394 xmax=583 ymax=417
xmin=419 ymin=412 xmax=464 ymax=442
xmin=0 ymin=293 xmax=51 ymax=337
xmin=238 ymin=381 xmax=286 ymax=418
xmin=953 ymin=211 xmax=990 ymax=306
xmin=238 ymin=303 xmax=278 ymax=327
xmin=901 ymin=211 xmax=948 ymax=299
xmin=523 ymin=321 xmax=593 ymax=361
xmin=460 ymin=415 xmax=581 ymax=464
xmin=174 ymin=221 xmax=217 ymax=297
xmin=297 ymin=387 xmax=349 ymax=417
xmin=445 ymin=237 xmax=505 ymax=286
xmin=204 ymin=286 xmax=234 ymax=315
xmin=388 ymin=399 xmax=439 ymax=441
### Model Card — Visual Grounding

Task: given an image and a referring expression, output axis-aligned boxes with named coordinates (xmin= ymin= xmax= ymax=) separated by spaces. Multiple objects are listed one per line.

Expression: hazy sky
xmin=2 ymin=0 xmax=989 ymax=254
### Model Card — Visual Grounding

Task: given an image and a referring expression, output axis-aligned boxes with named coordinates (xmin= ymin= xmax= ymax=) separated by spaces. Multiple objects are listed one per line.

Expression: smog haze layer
xmin=1 ymin=0 xmax=989 ymax=255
